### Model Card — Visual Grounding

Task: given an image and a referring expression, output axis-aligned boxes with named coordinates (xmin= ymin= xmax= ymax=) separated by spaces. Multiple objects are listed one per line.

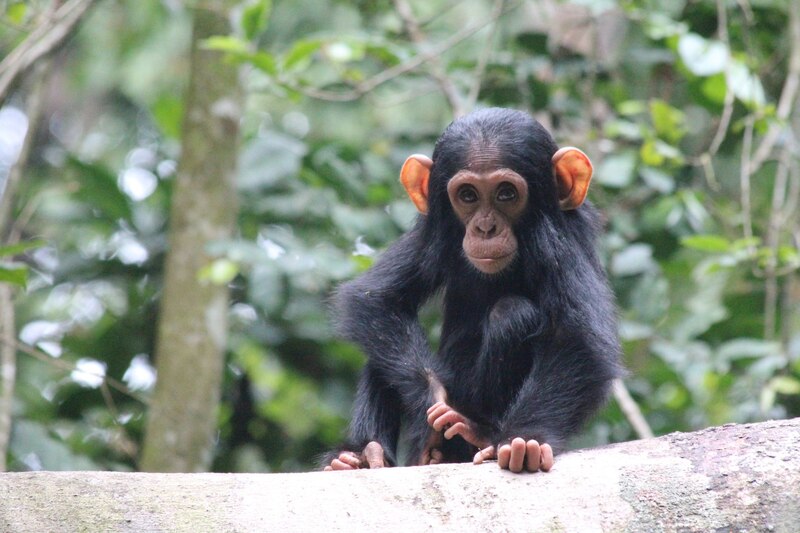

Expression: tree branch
xmin=706 ymin=0 xmax=736 ymax=158
xmin=1 ymin=419 xmax=798 ymax=531
xmin=0 ymin=287 xmax=14 ymax=472
xmin=748 ymin=1 xmax=800 ymax=174
xmin=0 ymin=54 xmax=54 ymax=471
xmin=612 ymin=378 xmax=654 ymax=439
xmin=392 ymin=0 xmax=464 ymax=116
xmin=291 ymin=2 xmax=518 ymax=104
xmin=0 ymin=0 xmax=97 ymax=107
xmin=465 ymin=0 xmax=505 ymax=112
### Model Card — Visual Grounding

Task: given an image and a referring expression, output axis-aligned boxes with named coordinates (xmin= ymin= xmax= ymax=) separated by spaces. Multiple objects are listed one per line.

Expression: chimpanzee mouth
xmin=469 ymin=253 xmax=515 ymax=273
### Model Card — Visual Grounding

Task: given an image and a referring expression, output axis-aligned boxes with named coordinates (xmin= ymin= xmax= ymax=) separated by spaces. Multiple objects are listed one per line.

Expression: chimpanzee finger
xmin=540 ymin=443 xmax=554 ymax=471
xmin=429 ymin=448 xmax=443 ymax=465
xmin=473 ymin=445 xmax=496 ymax=464
xmin=443 ymin=422 xmax=466 ymax=440
xmin=432 ymin=410 xmax=463 ymax=431
xmin=507 ymin=438 xmax=526 ymax=473
xmin=426 ymin=401 xmax=446 ymax=415
xmin=496 ymin=444 xmax=511 ymax=469
xmin=363 ymin=441 xmax=386 ymax=469
xmin=330 ymin=459 xmax=355 ymax=470
xmin=525 ymin=440 xmax=541 ymax=472
xmin=337 ymin=453 xmax=362 ymax=469
xmin=426 ymin=403 xmax=450 ymax=426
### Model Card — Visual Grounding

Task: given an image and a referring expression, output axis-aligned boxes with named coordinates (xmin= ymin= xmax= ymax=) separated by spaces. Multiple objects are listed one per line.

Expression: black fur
xmin=327 ymin=108 xmax=624 ymax=467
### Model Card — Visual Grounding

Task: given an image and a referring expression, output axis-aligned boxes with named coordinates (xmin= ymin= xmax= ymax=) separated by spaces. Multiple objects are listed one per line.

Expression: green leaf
xmin=770 ymin=376 xmax=800 ymax=395
xmin=0 ymin=239 xmax=46 ymax=258
xmin=640 ymin=139 xmax=665 ymax=166
xmin=6 ymin=2 xmax=26 ymax=25
xmin=760 ymin=387 xmax=776 ymax=412
xmin=617 ymin=100 xmax=646 ymax=116
xmin=730 ymin=237 xmax=761 ymax=251
xmin=643 ymin=13 xmax=687 ymax=40
xmin=777 ymin=245 xmax=800 ymax=266
xmin=68 ymin=158 xmax=133 ymax=223
xmin=595 ymin=151 xmax=636 ymax=188
xmin=198 ymin=259 xmax=240 ymax=285
xmin=681 ymin=235 xmax=731 ymax=253
xmin=242 ymin=0 xmax=272 ymax=41
xmin=604 ymin=119 xmax=642 ymax=141
xmin=9 ymin=420 xmax=101 ymax=470
xmin=0 ymin=263 xmax=27 ymax=288
xmin=248 ymin=51 xmax=277 ymax=76
xmin=282 ymin=39 xmax=323 ymax=71
xmin=716 ymin=338 xmax=781 ymax=361
xmin=639 ymin=167 xmax=675 ymax=193
xmin=649 ymin=99 xmax=686 ymax=144
xmin=201 ymin=36 xmax=250 ymax=54
xmin=701 ymin=74 xmax=727 ymax=106
xmin=641 ymin=139 xmax=684 ymax=167
xmin=151 ymin=94 xmax=184 ymax=139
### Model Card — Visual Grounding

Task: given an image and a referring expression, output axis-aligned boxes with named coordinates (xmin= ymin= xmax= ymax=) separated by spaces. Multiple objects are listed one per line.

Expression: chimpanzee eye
xmin=458 ymin=186 xmax=478 ymax=203
xmin=496 ymin=183 xmax=518 ymax=202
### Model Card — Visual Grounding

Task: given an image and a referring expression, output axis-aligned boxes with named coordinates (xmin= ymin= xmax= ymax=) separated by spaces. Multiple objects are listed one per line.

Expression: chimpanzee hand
xmin=426 ymin=401 xmax=491 ymax=449
xmin=473 ymin=438 xmax=554 ymax=473
xmin=419 ymin=430 xmax=444 ymax=466
xmin=323 ymin=441 xmax=387 ymax=471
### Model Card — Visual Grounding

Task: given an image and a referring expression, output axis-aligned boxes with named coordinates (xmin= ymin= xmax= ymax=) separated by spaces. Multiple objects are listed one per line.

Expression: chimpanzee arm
xmin=428 ymin=296 xmax=545 ymax=449
xmin=492 ymin=330 xmax=621 ymax=453
xmin=436 ymin=295 xmax=620 ymax=461
xmin=342 ymin=364 xmax=402 ymax=466
xmin=333 ymin=225 xmax=444 ymax=464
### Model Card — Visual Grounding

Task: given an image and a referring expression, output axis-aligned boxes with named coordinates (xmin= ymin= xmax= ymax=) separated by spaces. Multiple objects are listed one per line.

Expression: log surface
xmin=1 ymin=418 xmax=798 ymax=532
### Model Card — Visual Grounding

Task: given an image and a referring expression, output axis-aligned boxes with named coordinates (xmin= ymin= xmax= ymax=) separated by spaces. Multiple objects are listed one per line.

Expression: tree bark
xmin=2 ymin=419 xmax=799 ymax=532
xmin=139 ymin=2 xmax=240 ymax=473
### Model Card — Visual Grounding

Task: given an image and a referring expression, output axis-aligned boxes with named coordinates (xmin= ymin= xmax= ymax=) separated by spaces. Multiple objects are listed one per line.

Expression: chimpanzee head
xmin=400 ymin=108 xmax=593 ymax=275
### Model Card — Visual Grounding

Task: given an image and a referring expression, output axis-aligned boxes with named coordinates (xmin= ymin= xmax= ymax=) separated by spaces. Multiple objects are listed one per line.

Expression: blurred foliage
xmin=1 ymin=0 xmax=798 ymax=472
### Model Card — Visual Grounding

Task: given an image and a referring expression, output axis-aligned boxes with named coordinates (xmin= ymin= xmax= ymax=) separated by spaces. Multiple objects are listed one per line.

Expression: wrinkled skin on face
xmin=447 ymin=168 xmax=528 ymax=274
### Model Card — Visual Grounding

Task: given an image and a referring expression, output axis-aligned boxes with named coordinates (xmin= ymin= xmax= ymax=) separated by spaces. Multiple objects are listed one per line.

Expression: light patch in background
xmin=125 ymin=147 xmax=157 ymax=169
xmin=71 ymin=358 xmax=107 ymax=389
xmin=19 ymin=320 xmax=62 ymax=345
xmin=123 ymin=354 xmax=156 ymax=392
xmin=118 ymin=167 xmax=158 ymax=201
xmin=0 ymin=106 xmax=28 ymax=188
xmin=231 ymin=303 xmax=258 ymax=324
xmin=282 ymin=111 xmax=310 ymax=138
xmin=156 ymin=159 xmax=177 ymax=178
xmin=353 ymin=236 xmax=375 ymax=257
xmin=110 ymin=231 xmax=149 ymax=265
xmin=42 ymin=281 xmax=129 ymax=325
xmin=257 ymin=234 xmax=286 ymax=260
xmin=19 ymin=320 xmax=65 ymax=358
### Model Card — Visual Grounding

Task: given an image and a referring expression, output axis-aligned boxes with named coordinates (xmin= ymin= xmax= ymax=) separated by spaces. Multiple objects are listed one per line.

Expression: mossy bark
xmin=140 ymin=2 xmax=240 ymax=473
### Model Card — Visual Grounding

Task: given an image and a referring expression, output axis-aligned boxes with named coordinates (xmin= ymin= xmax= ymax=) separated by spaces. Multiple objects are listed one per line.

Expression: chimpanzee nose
xmin=475 ymin=218 xmax=497 ymax=238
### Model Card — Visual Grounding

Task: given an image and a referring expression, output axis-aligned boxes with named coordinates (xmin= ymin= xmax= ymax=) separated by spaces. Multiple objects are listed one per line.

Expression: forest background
xmin=0 ymin=0 xmax=798 ymax=473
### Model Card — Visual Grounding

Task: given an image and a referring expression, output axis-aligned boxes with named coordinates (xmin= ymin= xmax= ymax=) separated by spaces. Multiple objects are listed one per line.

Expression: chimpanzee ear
xmin=400 ymin=154 xmax=433 ymax=215
xmin=552 ymin=147 xmax=593 ymax=210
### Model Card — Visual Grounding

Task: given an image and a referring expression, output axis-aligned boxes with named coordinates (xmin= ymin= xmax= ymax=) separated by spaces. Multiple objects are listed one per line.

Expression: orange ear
xmin=400 ymin=154 xmax=433 ymax=214
xmin=552 ymin=147 xmax=593 ymax=210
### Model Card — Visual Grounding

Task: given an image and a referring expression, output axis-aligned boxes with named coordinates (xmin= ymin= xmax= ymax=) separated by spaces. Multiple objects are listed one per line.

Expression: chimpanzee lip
xmin=470 ymin=253 xmax=513 ymax=262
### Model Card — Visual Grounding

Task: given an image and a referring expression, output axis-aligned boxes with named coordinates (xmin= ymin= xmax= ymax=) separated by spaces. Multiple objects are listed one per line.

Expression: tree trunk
xmin=139 ymin=2 xmax=240 ymax=473
xmin=3 ymin=419 xmax=799 ymax=532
